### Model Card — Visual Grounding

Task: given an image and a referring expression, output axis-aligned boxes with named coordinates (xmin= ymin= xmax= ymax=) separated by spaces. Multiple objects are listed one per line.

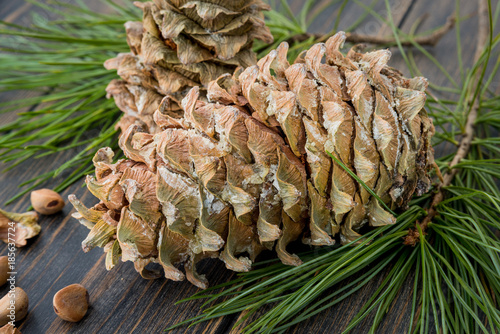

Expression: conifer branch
xmin=404 ymin=0 xmax=490 ymax=246
xmin=286 ymin=15 xmax=455 ymax=46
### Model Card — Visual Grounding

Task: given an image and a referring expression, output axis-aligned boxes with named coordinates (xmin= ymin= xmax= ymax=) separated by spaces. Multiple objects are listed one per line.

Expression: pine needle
xmin=0 ymin=0 xmax=139 ymax=203
xmin=1 ymin=1 xmax=499 ymax=333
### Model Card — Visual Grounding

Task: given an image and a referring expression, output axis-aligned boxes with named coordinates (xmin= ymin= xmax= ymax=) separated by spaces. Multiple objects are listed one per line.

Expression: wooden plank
xmin=399 ymin=0 xmax=476 ymax=84
xmin=303 ymin=0 xmax=416 ymax=37
xmin=0 ymin=0 xmax=472 ymax=333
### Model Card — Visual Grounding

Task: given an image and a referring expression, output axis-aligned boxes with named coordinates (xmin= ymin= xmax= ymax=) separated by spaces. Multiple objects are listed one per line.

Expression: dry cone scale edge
xmin=69 ymin=32 xmax=435 ymax=289
xmin=105 ymin=0 xmax=273 ymax=135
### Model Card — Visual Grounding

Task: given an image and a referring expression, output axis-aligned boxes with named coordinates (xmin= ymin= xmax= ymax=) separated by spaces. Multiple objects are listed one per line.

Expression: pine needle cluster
xmin=0 ymin=1 xmax=499 ymax=333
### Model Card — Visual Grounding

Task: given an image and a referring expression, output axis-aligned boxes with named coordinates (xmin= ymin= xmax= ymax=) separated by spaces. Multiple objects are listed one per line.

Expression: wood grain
xmin=0 ymin=0 xmax=476 ymax=333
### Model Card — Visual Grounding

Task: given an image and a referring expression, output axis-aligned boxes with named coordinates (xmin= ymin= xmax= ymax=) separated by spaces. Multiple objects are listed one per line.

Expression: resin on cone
xmin=104 ymin=0 xmax=273 ymax=134
xmin=70 ymin=32 xmax=435 ymax=288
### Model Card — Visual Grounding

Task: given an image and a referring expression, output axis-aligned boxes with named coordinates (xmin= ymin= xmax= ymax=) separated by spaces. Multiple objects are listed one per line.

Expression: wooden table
xmin=0 ymin=0 xmax=478 ymax=333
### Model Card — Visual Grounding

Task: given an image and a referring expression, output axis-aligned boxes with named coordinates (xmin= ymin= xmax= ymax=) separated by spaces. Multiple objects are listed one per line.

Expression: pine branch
xmin=171 ymin=1 xmax=500 ymax=333
xmin=0 ymin=0 xmax=138 ymax=204
xmin=2 ymin=1 xmax=499 ymax=333
xmin=286 ymin=14 xmax=455 ymax=46
xmin=405 ymin=0 xmax=491 ymax=245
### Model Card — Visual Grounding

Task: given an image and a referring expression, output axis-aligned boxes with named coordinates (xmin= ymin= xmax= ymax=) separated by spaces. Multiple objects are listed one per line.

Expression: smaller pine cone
xmin=104 ymin=0 xmax=273 ymax=134
xmin=70 ymin=32 xmax=435 ymax=288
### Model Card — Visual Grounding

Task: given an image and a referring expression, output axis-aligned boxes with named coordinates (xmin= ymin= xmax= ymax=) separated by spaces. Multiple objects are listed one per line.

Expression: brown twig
xmin=286 ymin=15 xmax=455 ymax=46
xmin=404 ymin=0 xmax=489 ymax=246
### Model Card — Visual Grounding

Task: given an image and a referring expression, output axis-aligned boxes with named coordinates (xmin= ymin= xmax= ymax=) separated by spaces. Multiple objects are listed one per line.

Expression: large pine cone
xmin=105 ymin=0 xmax=273 ymax=134
xmin=70 ymin=33 xmax=435 ymax=288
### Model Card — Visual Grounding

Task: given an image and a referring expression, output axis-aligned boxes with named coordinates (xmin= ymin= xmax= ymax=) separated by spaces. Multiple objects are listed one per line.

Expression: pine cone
xmin=104 ymin=0 xmax=273 ymax=134
xmin=70 ymin=33 xmax=435 ymax=288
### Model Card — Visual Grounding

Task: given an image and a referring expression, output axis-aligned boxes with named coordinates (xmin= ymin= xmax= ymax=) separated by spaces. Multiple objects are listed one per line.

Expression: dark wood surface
xmin=0 ymin=0 xmax=479 ymax=333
